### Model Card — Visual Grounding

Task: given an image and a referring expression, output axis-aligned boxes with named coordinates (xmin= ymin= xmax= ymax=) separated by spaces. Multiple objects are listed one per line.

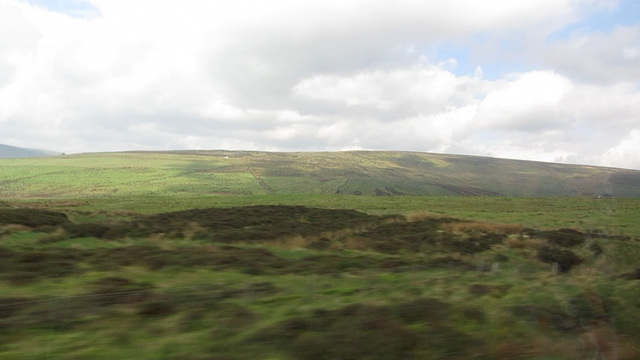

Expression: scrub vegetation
xmin=0 ymin=151 xmax=639 ymax=359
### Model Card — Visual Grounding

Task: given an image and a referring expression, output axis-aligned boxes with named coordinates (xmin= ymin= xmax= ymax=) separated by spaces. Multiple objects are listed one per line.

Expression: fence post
xmin=491 ymin=262 xmax=499 ymax=275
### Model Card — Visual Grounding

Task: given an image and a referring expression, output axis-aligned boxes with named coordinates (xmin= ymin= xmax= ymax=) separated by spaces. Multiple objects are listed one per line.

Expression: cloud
xmin=0 ymin=0 xmax=639 ymax=169
xmin=602 ymin=129 xmax=640 ymax=169
xmin=475 ymin=71 xmax=573 ymax=131
xmin=544 ymin=24 xmax=640 ymax=84
xmin=292 ymin=60 xmax=479 ymax=117
xmin=0 ymin=2 xmax=41 ymax=88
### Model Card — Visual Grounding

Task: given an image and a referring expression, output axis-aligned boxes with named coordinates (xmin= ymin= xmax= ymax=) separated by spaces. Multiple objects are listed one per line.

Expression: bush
xmin=137 ymin=297 xmax=174 ymax=317
xmin=568 ymin=290 xmax=611 ymax=323
xmin=589 ymin=242 xmax=604 ymax=256
xmin=543 ymin=228 xmax=585 ymax=247
xmin=510 ymin=304 xmax=577 ymax=332
xmin=621 ymin=268 xmax=640 ymax=280
xmin=90 ymin=276 xmax=155 ymax=306
xmin=462 ymin=307 xmax=486 ymax=323
xmin=394 ymin=297 xmax=450 ymax=324
xmin=537 ymin=246 xmax=583 ymax=272
xmin=1 ymin=271 xmax=39 ymax=285
xmin=0 ymin=209 xmax=69 ymax=227
xmin=290 ymin=307 xmax=417 ymax=360
xmin=64 ymin=223 xmax=112 ymax=239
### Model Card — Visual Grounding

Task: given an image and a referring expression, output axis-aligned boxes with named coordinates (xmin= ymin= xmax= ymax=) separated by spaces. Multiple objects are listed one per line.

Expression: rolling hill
xmin=1 ymin=150 xmax=639 ymax=198
xmin=0 ymin=143 xmax=60 ymax=158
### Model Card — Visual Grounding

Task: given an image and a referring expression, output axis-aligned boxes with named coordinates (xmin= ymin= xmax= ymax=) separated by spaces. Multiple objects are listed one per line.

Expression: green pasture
xmin=5 ymin=194 xmax=639 ymax=238
xmin=1 ymin=151 xmax=638 ymax=238
xmin=2 ymin=151 xmax=639 ymax=199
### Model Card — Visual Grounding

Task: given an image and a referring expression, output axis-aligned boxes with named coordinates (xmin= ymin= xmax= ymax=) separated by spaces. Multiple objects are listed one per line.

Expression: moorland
xmin=0 ymin=150 xmax=639 ymax=359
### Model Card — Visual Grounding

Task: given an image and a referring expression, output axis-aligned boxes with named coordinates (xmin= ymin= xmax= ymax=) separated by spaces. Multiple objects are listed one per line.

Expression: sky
xmin=1 ymin=0 xmax=639 ymax=169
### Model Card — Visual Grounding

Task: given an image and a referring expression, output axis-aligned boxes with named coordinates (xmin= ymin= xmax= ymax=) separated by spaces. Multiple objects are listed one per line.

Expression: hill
xmin=1 ymin=150 xmax=639 ymax=198
xmin=0 ymin=143 xmax=60 ymax=158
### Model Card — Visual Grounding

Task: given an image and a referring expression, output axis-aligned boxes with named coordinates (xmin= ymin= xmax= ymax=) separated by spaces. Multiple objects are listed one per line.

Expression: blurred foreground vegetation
xmin=1 ymin=202 xmax=639 ymax=359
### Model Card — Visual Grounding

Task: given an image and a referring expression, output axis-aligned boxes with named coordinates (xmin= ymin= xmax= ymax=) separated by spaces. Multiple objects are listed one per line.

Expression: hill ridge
xmin=0 ymin=143 xmax=60 ymax=158
xmin=2 ymin=149 xmax=638 ymax=198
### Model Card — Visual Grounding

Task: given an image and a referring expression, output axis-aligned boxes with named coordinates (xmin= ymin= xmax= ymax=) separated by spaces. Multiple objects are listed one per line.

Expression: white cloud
xmin=292 ymin=61 xmax=477 ymax=116
xmin=475 ymin=71 xmax=573 ymax=131
xmin=0 ymin=0 xmax=639 ymax=169
xmin=602 ymin=129 xmax=640 ymax=169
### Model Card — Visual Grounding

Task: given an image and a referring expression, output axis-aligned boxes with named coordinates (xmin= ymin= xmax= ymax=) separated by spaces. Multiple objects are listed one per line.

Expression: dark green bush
xmin=568 ymin=291 xmax=611 ymax=323
xmin=537 ymin=246 xmax=583 ymax=272
xmin=510 ymin=304 xmax=577 ymax=332
xmin=543 ymin=228 xmax=585 ymax=247
xmin=621 ymin=268 xmax=640 ymax=280
xmin=306 ymin=238 xmax=331 ymax=250
xmin=360 ymin=220 xmax=445 ymax=254
xmin=468 ymin=284 xmax=492 ymax=296
xmin=589 ymin=242 xmax=604 ymax=256
xmin=462 ymin=307 xmax=486 ymax=322
xmin=132 ymin=205 xmax=379 ymax=242
xmin=448 ymin=236 xmax=498 ymax=254
xmin=90 ymin=276 xmax=155 ymax=306
xmin=494 ymin=253 xmax=509 ymax=262
xmin=393 ymin=297 xmax=450 ymax=324
xmin=0 ymin=209 xmax=69 ymax=227
xmin=1 ymin=271 xmax=39 ymax=285
xmin=290 ymin=306 xmax=417 ymax=360
xmin=64 ymin=223 xmax=111 ymax=238
xmin=137 ymin=297 xmax=174 ymax=317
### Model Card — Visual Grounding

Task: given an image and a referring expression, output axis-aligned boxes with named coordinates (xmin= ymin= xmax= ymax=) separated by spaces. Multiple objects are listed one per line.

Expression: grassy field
xmin=6 ymin=194 xmax=639 ymax=239
xmin=1 ymin=150 xmax=639 ymax=198
xmin=1 ymin=151 xmax=639 ymax=359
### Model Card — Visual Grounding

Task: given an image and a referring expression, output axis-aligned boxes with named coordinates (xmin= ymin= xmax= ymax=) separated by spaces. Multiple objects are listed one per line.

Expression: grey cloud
xmin=543 ymin=25 xmax=640 ymax=84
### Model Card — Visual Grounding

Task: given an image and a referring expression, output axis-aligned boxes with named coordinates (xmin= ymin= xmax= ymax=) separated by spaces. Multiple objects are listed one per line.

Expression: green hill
xmin=1 ymin=150 xmax=639 ymax=198
xmin=0 ymin=143 xmax=60 ymax=158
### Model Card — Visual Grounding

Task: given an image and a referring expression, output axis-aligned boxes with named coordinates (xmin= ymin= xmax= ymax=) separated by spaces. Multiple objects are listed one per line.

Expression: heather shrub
xmin=393 ymin=297 xmax=450 ymax=324
xmin=543 ymin=228 xmax=585 ymax=247
xmin=537 ymin=246 xmax=583 ymax=272
xmin=0 ymin=209 xmax=69 ymax=227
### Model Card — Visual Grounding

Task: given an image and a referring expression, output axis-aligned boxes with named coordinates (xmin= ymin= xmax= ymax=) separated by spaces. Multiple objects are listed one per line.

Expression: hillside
xmin=0 ymin=143 xmax=60 ymax=158
xmin=1 ymin=150 xmax=639 ymax=198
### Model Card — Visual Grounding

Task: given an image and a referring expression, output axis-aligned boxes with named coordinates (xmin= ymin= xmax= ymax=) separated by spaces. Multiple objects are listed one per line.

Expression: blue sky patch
xmin=432 ymin=38 xmax=530 ymax=81
xmin=550 ymin=0 xmax=640 ymax=41
xmin=22 ymin=0 xmax=100 ymax=18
